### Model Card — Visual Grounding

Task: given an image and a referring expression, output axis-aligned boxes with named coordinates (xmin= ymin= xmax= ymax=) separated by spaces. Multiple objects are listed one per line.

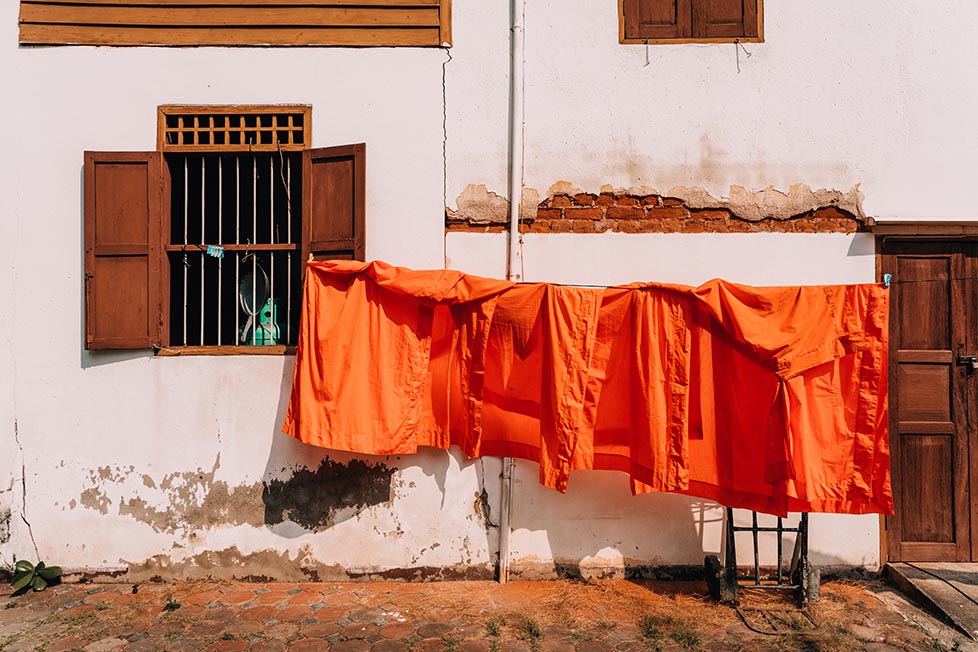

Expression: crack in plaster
xmin=13 ymin=419 xmax=39 ymax=560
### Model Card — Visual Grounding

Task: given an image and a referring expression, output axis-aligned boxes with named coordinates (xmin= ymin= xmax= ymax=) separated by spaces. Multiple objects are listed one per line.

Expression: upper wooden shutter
xmin=625 ymin=0 xmax=692 ymax=40
xmin=622 ymin=0 xmax=760 ymax=42
xmin=302 ymin=144 xmax=366 ymax=265
xmin=19 ymin=0 xmax=452 ymax=47
xmin=84 ymin=152 xmax=163 ymax=350
xmin=692 ymin=0 xmax=758 ymax=39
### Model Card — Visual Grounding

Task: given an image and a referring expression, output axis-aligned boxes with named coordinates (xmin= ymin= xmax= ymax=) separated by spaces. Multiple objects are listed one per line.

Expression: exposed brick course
xmin=446 ymin=189 xmax=866 ymax=234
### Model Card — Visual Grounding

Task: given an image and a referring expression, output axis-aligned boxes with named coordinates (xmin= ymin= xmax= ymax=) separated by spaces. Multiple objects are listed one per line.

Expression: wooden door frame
xmin=874 ymin=221 xmax=978 ymax=563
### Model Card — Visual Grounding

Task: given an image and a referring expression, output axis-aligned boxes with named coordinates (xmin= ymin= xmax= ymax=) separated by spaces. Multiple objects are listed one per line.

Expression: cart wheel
xmin=705 ymin=555 xmax=722 ymax=602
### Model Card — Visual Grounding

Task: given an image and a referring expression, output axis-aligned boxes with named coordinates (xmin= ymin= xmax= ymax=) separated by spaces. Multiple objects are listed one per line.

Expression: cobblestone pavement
xmin=0 ymin=577 xmax=974 ymax=652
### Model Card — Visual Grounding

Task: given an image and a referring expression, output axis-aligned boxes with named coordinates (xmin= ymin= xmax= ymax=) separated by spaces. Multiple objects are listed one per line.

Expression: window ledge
xmin=154 ymin=345 xmax=296 ymax=357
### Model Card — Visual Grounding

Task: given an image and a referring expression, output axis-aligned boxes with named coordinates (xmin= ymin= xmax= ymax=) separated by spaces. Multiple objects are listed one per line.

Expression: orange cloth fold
xmin=283 ymin=260 xmax=891 ymax=516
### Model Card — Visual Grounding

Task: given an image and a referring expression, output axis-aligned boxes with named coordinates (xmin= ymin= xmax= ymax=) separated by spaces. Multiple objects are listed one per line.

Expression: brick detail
xmin=446 ymin=191 xmax=866 ymax=234
xmin=564 ymin=207 xmax=605 ymax=221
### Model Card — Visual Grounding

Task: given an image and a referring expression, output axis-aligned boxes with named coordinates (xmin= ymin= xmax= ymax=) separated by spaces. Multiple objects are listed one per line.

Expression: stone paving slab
xmin=0 ymin=578 xmax=974 ymax=651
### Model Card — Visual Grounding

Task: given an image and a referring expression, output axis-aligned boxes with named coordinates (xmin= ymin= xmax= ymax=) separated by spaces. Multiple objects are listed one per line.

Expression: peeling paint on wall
xmin=119 ymin=545 xmax=494 ymax=583
xmin=125 ymin=545 xmax=346 ymax=582
xmin=447 ymin=182 xmax=865 ymax=231
xmin=75 ymin=456 xmax=395 ymax=534
xmin=669 ymin=183 xmax=864 ymax=222
xmin=79 ymin=487 xmax=110 ymax=515
xmin=0 ymin=506 xmax=10 ymax=545
xmin=447 ymin=184 xmax=540 ymax=223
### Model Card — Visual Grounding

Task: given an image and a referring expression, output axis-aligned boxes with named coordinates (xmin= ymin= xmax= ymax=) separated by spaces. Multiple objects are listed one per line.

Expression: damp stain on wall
xmin=75 ymin=456 xmax=395 ymax=534
xmin=114 ymin=544 xmax=494 ymax=583
xmin=262 ymin=458 xmax=395 ymax=530
xmin=124 ymin=545 xmax=346 ymax=582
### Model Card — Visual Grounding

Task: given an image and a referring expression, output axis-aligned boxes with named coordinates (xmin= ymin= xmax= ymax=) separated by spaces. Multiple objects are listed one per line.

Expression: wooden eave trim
xmin=19 ymin=1 xmax=449 ymax=47
xmin=31 ymin=0 xmax=438 ymax=5
xmin=870 ymin=220 xmax=978 ymax=237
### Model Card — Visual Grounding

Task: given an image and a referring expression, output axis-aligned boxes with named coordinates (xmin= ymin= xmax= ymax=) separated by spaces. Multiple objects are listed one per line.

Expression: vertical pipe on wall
xmin=507 ymin=0 xmax=525 ymax=284
xmin=498 ymin=0 xmax=526 ymax=586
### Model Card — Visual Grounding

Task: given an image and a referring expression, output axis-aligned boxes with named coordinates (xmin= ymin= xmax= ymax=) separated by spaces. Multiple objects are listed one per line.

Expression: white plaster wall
xmin=6 ymin=0 xmax=970 ymax=577
xmin=447 ymin=1 xmax=978 ymax=220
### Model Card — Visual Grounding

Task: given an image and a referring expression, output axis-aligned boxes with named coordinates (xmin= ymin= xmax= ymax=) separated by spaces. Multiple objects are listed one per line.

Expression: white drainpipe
xmin=499 ymin=0 xmax=525 ymax=585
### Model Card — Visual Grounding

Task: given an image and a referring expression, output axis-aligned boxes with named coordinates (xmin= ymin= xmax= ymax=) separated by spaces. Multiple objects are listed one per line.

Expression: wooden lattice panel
xmin=158 ymin=105 xmax=311 ymax=152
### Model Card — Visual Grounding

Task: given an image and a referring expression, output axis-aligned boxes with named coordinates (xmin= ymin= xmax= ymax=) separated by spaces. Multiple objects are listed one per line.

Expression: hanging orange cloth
xmin=283 ymin=260 xmax=891 ymax=517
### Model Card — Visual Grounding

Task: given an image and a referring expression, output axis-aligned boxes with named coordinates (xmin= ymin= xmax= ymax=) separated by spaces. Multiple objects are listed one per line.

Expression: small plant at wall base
xmin=10 ymin=560 xmax=61 ymax=593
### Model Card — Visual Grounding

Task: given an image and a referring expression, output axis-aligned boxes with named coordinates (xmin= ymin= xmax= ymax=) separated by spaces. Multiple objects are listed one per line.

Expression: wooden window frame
xmin=619 ymin=0 xmax=763 ymax=45
xmin=84 ymin=105 xmax=366 ymax=355
xmin=19 ymin=0 xmax=452 ymax=48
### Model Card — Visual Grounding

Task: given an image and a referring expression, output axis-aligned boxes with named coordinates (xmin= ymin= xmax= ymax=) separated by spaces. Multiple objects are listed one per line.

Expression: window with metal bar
xmin=166 ymin=151 xmax=302 ymax=347
xmin=83 ymin=105 xmax=366 ymax=353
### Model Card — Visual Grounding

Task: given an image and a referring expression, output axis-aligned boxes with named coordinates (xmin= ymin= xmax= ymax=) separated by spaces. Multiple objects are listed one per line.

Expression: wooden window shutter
xmin=84 ymin=151 xmax=163 ymax=350
xmin=302 ymin=144 xmax=366 ymax=266
xmin=692 ymin=0 xmax=758 ymax=39
xmin=624 ymin=0 xmax=692 ymax=40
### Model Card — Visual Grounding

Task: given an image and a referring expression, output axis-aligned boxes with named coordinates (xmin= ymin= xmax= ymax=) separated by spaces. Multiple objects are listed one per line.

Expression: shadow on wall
xmin=260 ymin=363 xmax=398 ymax=534
xmin=504 ymin=460 xmax=726 ymax=580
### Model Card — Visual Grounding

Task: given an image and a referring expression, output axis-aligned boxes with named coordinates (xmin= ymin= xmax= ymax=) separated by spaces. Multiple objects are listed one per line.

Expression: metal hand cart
xmin=705 ymin=508 xmax=820 ymax=608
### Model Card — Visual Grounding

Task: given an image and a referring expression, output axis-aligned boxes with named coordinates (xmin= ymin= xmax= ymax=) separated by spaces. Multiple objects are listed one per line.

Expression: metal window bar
xmin=217 ymin=156 xmax=223 ymax=346
xmin=252 ymin=154 xmax=257 ymax=345
xmin=200 ymin=156 xmax=205 ymax=345
xmin=269 ymin=156 xmax=275 ymax=344
xmin=182 ymin=157 xmax=189 ymax=346
xmin=235 ymin=156 xmax=240 ymax=343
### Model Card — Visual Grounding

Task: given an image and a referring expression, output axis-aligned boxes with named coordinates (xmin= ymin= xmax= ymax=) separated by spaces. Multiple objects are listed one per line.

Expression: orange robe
xmin=283 ymin=260 xmax=891 ymax=516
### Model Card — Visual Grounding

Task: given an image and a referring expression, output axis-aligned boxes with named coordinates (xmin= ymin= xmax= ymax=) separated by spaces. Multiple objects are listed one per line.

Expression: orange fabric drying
xmin=283 ymin=260 xmax=891 ymax=516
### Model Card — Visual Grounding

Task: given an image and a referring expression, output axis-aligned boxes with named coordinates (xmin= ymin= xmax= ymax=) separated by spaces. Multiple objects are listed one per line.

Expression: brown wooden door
xmin=882 ymin=240 xmax=978 ymax=561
